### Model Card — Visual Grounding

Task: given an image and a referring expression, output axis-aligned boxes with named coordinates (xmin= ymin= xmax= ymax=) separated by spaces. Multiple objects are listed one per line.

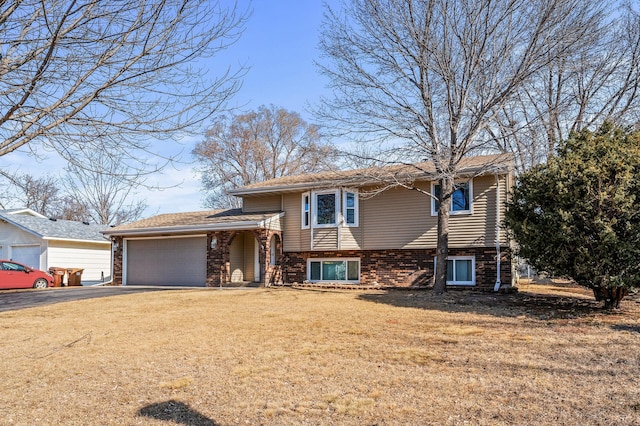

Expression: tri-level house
xmin=104 ymin=154 xmax=514 ymax=290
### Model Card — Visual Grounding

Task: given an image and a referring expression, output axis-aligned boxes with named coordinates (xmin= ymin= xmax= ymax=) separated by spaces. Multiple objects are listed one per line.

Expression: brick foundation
xmin=281 ymin=247 xmax=512 ymax=290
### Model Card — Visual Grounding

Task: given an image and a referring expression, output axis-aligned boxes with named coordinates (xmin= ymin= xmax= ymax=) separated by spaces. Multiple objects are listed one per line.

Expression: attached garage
xmin=104 ymin=209 xmax=284 ymax=287
xmin=125 ymin=236 xmax=206 ymax=286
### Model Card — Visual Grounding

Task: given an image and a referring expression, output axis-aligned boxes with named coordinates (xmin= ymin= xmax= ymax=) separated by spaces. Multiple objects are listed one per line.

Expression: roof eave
xmin=102 ymin=220 xmax=271 ymax=237
xmin=231 ymin=163 xmax=513 ymax=196
xmin=229 ymin=181 xmax=340 ymax=196
xmin=0 ymin=217 xmax=44 ymax=239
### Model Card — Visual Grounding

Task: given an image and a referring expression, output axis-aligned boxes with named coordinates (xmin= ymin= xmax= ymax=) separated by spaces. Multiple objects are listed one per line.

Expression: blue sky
xmin=144 ymin=1 xmax=337 ymax=215
xmin=2 ymin=1 xmax=339 ymax=217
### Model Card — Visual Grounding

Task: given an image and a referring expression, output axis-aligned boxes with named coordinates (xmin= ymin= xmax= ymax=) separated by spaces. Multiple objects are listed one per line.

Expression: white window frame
xmin=431 ymin=179 xmax=473 ymax=216
xmin=342 ymin=189 xmax=359 ymax=227
xmin=307 ymin=258 xmax=360 ymax=283
xmin=313 ymin=189 xmax=340 ymax=228
xmin=434 ymin=256 xmax=476 ymax=286
xmin=301 ymin=192 xmax=310 ymax=229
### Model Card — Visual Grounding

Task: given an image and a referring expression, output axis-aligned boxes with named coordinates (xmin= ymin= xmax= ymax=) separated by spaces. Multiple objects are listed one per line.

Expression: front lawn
xmin=0 ymin=284 xmax=639 ymax=425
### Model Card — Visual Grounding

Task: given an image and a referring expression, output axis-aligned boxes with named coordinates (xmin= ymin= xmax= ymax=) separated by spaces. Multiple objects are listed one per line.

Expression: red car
xmin=0 ymin=260 xmax=53 ymax=289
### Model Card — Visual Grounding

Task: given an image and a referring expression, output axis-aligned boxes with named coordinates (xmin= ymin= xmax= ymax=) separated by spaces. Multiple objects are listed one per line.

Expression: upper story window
xmin=302 ymin=189 xmax=359 ymax=229
xmin=431 ymin=180 xmax=473 ymax=215
xmin=302 ymin=193 xmax=310 ymax=229
xmin=343 ymin=190 xmax=358 ymax=226
xmin=314 ymin=190 xmax=339 ymax=227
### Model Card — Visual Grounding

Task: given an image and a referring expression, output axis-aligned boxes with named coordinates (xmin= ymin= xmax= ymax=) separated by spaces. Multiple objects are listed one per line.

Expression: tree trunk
xmin=434 ymin=176 xmax=453 ymax=295
xmin=592 ymin=286 xmax=628 ymax=309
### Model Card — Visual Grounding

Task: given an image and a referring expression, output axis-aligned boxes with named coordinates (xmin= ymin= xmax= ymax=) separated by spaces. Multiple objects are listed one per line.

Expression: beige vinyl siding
xmin=229 ymin=235 xmax=244 ymax=282
xmin=448 ymin=175 xmax=496 ymax=247
xmin=242 ymin=195 xmax=281 ymax=213
xmin=340 ymin=205 xmax=363 ymax=249
xmin=229 ymin=232 xmax=258 ymax=282
xmin=47 ymin=241 xmax=111 ymax=283
xmin=361 ymin=175 xmax=508 ymax=249
xmin=264 ymin=214 xmax=283 ymax=232
xmin=274 ymin=173 xmax=510 ymax=253
xmin=312 ymin=228 xmax=339 ymax=250
xmin=361 ymin=183 xmax=434 ymax=249
xmin=282 ymin=193 xmax=305 ymax=252
xmin=243 ymin=232 xmax=256 ymax=282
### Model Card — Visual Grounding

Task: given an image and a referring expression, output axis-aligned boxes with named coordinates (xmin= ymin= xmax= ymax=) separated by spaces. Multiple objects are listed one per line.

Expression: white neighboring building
xmin=0 ymin=209 xmax=111 ymax=285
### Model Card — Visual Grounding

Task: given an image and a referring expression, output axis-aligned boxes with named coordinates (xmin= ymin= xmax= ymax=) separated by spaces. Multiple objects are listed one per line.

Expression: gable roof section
xmin=0 ymin=211 xmax=109 ymax=243
xmin=230 ymin=153 xmax=514 ymax=196
xmin=0 ymin=208 xmax=47 ymax=218
xmin=102 ymin=209 xmax=284 ymax=237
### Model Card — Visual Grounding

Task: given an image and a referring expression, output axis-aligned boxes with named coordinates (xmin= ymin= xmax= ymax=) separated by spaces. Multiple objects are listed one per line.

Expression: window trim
xmin=307 ymin=258 xmax=360 ymax=283
xmin=301 ymin=192 xmax=310 ymax=229
xmin=431 ymin=179 xmax=473 ymax=216
xmin=434 ymin=256 xmax=476 ymax=286
xmin=313 ymin=189 xmax=340 ymax=228
xmin=342 ymin=189 xmax=359 ymax=227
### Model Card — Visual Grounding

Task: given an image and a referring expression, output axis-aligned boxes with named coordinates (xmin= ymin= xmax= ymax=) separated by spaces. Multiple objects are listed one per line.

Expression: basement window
xmin=308 ymin=258 xmax=360 ymax=282
xmin=434 ymin=256 xmax=476 ymax=286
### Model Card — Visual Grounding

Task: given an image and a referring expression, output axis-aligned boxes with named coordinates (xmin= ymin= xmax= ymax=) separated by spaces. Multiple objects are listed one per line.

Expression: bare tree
xmin=491 ymin=2 xmax=640 ymax=171
xmin=0 ymin=171 xmax=61 ymax=216
xmin=317 ymin=0 xmax=608 ymax=293
xmin=0 ymin=0 xmax=248 ymax=172
xmin=54 ymin=195 xmax=91 ymax=223
xmin=193 ymin=105 xmax=338 ymax=208
xmin=61 ymin=150 xmax=148 ymax=225
xmin=0 ymin=160 xmax=146 ymax=225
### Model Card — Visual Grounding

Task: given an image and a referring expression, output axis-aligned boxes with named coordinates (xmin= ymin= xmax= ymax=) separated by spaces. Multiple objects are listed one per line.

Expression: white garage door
xmin=11 ymin=245 xmax=41 ymax=269
xmin=125 ymin=237 xmax=206 ymax=286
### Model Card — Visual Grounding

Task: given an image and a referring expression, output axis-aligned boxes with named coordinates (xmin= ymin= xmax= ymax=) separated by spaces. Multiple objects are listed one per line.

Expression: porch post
xmin=207 ymin=231 xmax=232 ymax=287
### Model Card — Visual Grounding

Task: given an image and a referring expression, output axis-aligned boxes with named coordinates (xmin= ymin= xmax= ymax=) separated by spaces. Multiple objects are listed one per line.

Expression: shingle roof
xmin=102 ymin=208 xmax=283 ymax=236
xmin=0 ymin=211 xmax=109 ymax=243
xmin=230 ymin=153 xmax=514 ymax=196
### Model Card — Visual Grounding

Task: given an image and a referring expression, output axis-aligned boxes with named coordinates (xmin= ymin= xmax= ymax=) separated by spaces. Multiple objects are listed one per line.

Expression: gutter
xmin=103 ymin=222 xmax=264 ymax=237
xmin=231 ymin=164 xmax=513 ymax=197
xmin=102 ymin=214 xmax=285 ymax=237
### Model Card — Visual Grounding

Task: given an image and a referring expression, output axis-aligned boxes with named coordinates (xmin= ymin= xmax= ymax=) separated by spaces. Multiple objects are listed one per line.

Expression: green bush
xmin=505 ymin=123 xmax=640 ymax=308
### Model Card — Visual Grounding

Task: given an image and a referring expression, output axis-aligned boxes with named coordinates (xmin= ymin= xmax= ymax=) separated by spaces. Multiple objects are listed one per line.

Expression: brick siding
xmin=281 ymin=247 xmax=512 ymax=290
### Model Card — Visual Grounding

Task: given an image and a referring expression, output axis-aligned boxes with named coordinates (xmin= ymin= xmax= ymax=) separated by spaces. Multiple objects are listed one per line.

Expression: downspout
xmin=310 ymin=193 xmax=314 ymax=252
xmin=494 ymin=174 xmax=502 ymax=292
xmin=337 ymin=190 xmax=342 ymax=251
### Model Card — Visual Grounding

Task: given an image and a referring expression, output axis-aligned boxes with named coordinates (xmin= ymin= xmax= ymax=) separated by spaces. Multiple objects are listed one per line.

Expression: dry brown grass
xmin=1 ymin=283 xmax=639 ymax=425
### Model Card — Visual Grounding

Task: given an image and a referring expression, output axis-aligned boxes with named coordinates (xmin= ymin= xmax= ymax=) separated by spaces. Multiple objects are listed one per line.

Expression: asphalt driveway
xmin=0 ymin=286 xmax=193 ymax=312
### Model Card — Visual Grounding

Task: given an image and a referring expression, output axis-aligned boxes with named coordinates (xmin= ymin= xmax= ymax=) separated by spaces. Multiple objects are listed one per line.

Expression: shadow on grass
xmin=138 ymin=400 xmax=218 ymax=426
xmin=358 ymin=289 xmax=606 ymax=320
xmin=611 ymin=324 xmax=640 ymax=333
